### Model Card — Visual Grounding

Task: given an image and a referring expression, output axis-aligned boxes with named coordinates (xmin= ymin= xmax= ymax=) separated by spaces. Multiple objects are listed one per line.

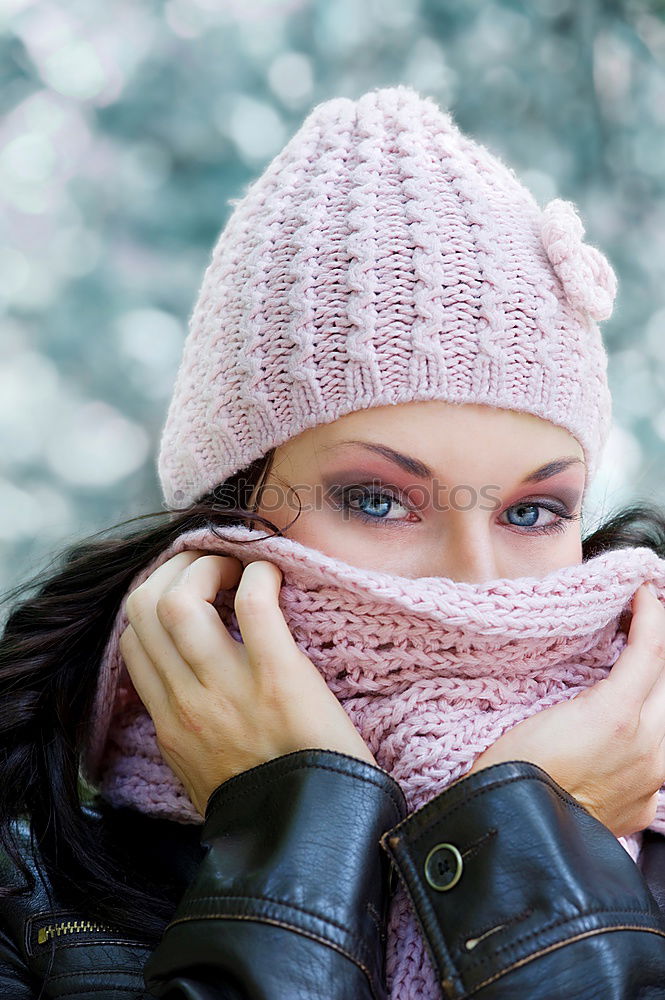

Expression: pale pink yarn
xmin=156 ymin=85 xmax=617 ymax=509
xmin=541 ymin=199 xmax=618 ymax=322
xmin=87 ymin=525 xmax=665 ymax=1000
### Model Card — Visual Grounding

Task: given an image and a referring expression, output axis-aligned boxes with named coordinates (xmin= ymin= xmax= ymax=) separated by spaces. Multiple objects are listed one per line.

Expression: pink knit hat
xmin=157 ymin=84 xmax=617 ymax=508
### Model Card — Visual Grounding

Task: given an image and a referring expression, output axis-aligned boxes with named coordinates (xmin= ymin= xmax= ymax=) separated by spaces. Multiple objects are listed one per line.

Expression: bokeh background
xmin=2 ymin=0 xmax=665 ymax=598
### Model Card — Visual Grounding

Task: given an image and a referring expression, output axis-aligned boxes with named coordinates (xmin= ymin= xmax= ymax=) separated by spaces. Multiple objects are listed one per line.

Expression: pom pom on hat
xmin=541 ymin=198 xmax=618 ymax=323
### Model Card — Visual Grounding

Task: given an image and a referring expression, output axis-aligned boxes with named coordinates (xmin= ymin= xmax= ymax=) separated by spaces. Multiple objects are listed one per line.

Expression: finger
xmin=130 ymin=549 xmax=211 ymax=604
xmin=636 ymin=592 xmax=665 ymax=748
xmin=606 ymin=584 xmax=665 ymax=702
xmin=234 ymin=561 xmax=304 ymax=679
xmin=124 ymin=550 xmax=216 ymax=693
xmin=156 ymin=554 xmax=245 ymax=685
xmin=639 ymin=660 xmax=665 ymax=755
xmin=119 ymin=623 xmax=171 ymax=722
xmin=166 ymin=553 xmax=243 ymax=602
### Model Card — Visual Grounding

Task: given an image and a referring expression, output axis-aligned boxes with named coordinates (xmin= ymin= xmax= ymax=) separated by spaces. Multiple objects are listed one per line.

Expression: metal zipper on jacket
xmin=37 ymin=919 xmax=112 ymax=944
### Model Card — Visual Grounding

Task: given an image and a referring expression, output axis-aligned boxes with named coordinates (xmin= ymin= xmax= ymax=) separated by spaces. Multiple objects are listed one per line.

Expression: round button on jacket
xmin=424 ymin=842 xmax=463 ymax=891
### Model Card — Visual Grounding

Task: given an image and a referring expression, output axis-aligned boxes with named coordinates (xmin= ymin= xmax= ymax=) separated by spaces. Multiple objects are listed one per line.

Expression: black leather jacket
xmin=1 ymin=750 xmax=665 ymax=999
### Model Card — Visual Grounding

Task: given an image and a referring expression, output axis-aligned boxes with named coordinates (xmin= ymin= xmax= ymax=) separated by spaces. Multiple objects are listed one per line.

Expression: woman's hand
xmin=468 ymin=582 xmax=665 ymax=838
xmin=119 ymin=550 xmax=377 ymax=816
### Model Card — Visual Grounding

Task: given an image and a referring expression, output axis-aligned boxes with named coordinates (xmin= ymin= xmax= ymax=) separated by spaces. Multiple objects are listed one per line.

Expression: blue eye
xmin=334 ymin=484 xmax=578 ymax=536
xmin=506 ymin=504 xmax=541 ymax=527
xmin=340 ymin=486 xmax=410 ymax=522
xmin=502 ymin=502 xmax=575 ymax=535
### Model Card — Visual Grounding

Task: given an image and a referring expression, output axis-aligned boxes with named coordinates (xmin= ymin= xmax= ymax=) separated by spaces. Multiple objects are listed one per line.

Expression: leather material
xmin=640 ymin=828 xmax=665 ymax=917
xmin=381 ymin=761 xmax=665 ymax=998
xmin=0 ymin=752 xmax=664 ymax=998
xmin=145 ymin=749 xmax=407 ymax=999
xmin=0 ymin=806 xmax=203 ymax=1000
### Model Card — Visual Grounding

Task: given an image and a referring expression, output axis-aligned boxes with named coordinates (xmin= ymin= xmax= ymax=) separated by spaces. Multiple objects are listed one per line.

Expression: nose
xmin=436 ymin=513 xmax=501 ymax=584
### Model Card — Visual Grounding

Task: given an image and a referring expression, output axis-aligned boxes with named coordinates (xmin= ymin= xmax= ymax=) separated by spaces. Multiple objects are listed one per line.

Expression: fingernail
xmin=647 ymin=582 xmax=658 ymax=596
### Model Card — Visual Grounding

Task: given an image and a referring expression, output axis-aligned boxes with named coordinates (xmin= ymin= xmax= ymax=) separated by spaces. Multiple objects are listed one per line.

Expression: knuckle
xmin=156 ymin=589 xmax=193 ymax=629
xmin=234 ymin=581 xmax=268 ymax=617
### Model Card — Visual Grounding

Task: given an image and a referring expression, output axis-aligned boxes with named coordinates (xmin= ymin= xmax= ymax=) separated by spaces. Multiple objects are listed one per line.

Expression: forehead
xmin=309 ymin=401 xmax=584 ymax=460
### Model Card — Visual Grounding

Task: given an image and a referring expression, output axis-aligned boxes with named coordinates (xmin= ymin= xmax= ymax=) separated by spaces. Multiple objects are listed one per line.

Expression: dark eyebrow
xmin=320 ymin=440 xmax=584 ymax=484
xmin=319 ymin=440 xmax=432 ymax=478
xmin=520 ymin=457 xmax=584 ymax=484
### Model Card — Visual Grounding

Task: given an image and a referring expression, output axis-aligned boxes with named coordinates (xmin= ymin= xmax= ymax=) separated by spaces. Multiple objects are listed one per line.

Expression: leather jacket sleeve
xmin=144 ymin=748 xmax=407 ymax=999
xmin=144 ymin=750 xmax=665 ymax=1000
xmin=380 ymin=759 xmax=665 ymax=999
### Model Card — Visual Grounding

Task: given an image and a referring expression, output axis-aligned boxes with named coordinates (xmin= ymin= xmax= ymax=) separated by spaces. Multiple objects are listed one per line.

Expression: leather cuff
xmin=379 ymin=760 xmax=665 ymax=999
xmin=189 ymin=749 xmax=408 ymax=995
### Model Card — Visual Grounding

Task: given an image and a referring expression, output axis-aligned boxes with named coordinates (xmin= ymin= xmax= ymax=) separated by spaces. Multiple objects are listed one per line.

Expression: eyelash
xmin=338 ymin=485 xmax=580 ymax=536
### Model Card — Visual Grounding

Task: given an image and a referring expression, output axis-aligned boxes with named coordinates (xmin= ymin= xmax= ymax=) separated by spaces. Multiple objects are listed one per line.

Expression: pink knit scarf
xmin=88 ymin=525 xmax=665 ymax=999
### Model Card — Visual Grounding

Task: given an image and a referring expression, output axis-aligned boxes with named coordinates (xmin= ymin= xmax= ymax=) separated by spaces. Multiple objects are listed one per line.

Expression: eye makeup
xmin=323 ymin=476 xmax=582 ymax=538
xmin=319 ymin=439 xmax=584 ymax=486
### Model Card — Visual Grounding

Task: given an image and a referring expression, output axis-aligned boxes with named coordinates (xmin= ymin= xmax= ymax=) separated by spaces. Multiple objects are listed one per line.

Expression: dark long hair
xmin=1 ymin=449 xmax=665 ymax=945
xmin=0 ymin=449 xmax=286 ymax=943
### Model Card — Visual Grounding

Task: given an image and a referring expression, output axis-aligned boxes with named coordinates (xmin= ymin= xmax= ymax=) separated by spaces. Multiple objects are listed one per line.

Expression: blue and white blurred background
xmin=2 ymin=0 xmax=665 ymax=595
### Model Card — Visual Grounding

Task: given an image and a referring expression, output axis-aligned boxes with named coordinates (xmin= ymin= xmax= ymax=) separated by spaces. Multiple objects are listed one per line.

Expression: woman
xmin=2 ymin=84 xmax=665 ymax=999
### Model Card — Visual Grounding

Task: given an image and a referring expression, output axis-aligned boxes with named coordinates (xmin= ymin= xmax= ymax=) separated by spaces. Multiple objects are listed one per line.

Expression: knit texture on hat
xmin=157 ymin=85 xmax=616 ymax=509
xmin=87 ymin=527 xmax=665 ymax=999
